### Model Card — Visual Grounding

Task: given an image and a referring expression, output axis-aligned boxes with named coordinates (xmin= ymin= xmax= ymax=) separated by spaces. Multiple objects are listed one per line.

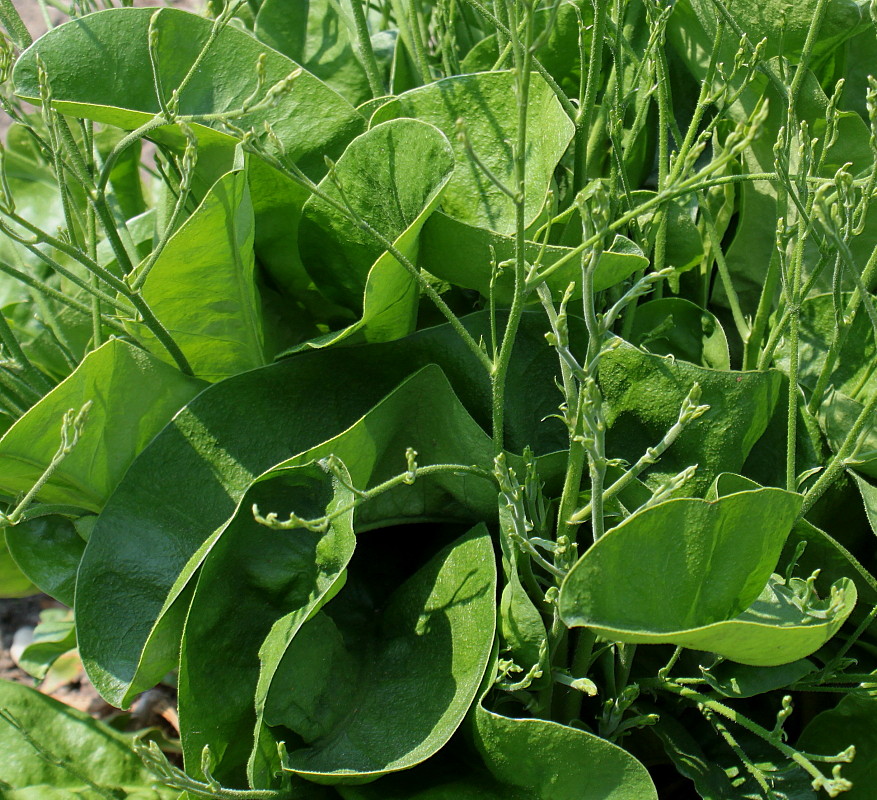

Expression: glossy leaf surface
xmin=298 ymin=119 xmax=454 ymax=345
xmin=627 ymin=298 xmax=730 ymax=370
xmin=13 ymin=7 xmax=365 ymax=176
xmin=255 ymin=0 xmax=372 ymax=105
xmin=371 ymin=71 xmax=574 ymax=233
xmin=419 ymin=211 xmax=648 ymax=303
xmin=76 ymin=313 xmax=557 ymax=708
xmin=0 ymin=679 xmax=175 ymax=797
xmin=473 ymin=697 xmax=659 ymax=799
xmin=600 ymin=341 xmax=783 ymax=495
xmin=0 ymin=338 xmax=204 ymax=512
xmin=179 ymin=367 xmax=496 ymax=785
xmin=798 ymin=694 xmax=877 ymax=798
xmin=5 ymin=515 xmax=84 ymax=606
xmin=557 ymin=488 xmax=849 ymax=665
xmin=267 ymin=525 xmax=496 ymax=782
xmin=128 ymin=158 xmax=266 ymax=382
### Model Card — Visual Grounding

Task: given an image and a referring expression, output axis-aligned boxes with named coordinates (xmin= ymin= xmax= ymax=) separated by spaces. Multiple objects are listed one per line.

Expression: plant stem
xmin=351 ymin=0 xmax=386 ymax=97
xmin=491 ymin=0 xmax=534 ymax=454
xmin=573 ymin=0 xmax=609 ymax=191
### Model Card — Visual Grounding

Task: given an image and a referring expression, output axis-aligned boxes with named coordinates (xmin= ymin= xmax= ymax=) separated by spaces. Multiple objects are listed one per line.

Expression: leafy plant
xmin=2 ymin=0 xmax=877 ymax=797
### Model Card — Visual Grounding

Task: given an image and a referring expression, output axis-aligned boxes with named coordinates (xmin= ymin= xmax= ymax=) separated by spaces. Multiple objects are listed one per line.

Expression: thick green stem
xmin=573 ymin=0 xmax=609 ymax=191
xmin=351 ymin=0 xmax=386 ymax=97
xmin=491 ymin=0 xmax=534 ymax=454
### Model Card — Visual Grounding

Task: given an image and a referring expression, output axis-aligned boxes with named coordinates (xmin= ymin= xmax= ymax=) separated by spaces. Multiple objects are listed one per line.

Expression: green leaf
xmin=473 ymin=696 xmax=658 ymax=799
xmin=561 ymin=486 xmax=802 ymax=630
xmin=339 ymin=762 xmax=527 ymax=800
xmin=600 ymin=340 xmax=784 ymax=495
xmin=0 ymin=338 xmax=205 ymax=512
xmin=497 ymin=503 xmax=547 ymax=680
xmin=371 ymin=71 xmax=574 ymax=233
xmin=178 ymin=461 xmax=356 ymax=787
xmin=557 ymin=486 xmax=858 ymax=666
xmin=0 ymin=679 xmax=175 ymax=797
xmin=0 ymin=124 xmax=71 ymax=308
xmin=254 ymin=0 xmax=372 ymax=105
xmin=699 ymin=658 xmax=816 ymax=699
xmin=631 ymin=191 xmax=704 ymax=274
xmin=419 ymin=211 xmax=648 ymax=303
xmin=817 ymin=386 xmax=877 ymax=478
xmin=17 ymin=610 xmax=76 ymax=681
xmin=627 ymin=298 xmax=730 ymax=370
xmin=297 ymin=118 xmax=455 ymax=345
xmin=127 ymin=157 xmax=267 ymax=382
xmin=13 ymin=7 xmax=365 ymax=177
xmin=775 ymin=293 xmax=877 ymax=402
xmin=460 ymin=1 xmax=593 ymax=97
xmin=797 ymin=693 xmax=877 ymax=799
xmin=5 ymin=514 xmax=85 ymax=606
xmin=649 ymin=711 xmax=740 ymax=799
xmin=852 ymin=471 xmax=877 ymax=537
xmin=0 ymin=537 xmax=36 ymax=598
xmin=685 ymin=0 xmax=867 ymax=63
xmin=179 ymin=366 xmax=497 ymax=786
xmin=266 ymin=525 xmax=496 ymax=783
xmin=75 ymin=313 xmax=562 ymax=708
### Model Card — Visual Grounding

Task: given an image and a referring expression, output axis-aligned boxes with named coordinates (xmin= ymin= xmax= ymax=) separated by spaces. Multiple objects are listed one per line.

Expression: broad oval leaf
xmin=5 ymin=514 xmax=84 ymax=606
xmin=178 ymin=366 xmax=496 ymax=786
xmin=297 ymin=118 xmax=455 ymax=344
xmin=0 ymin=338 xmax=204 ymax=512
xmin=0 ymin=538 xmax=35 ymax=598
xmin=473 ymin=698 xmax=658 ymax=799
xmin=0 ymin=679 xmax=176 ymax=797
xmin=600 ymin=340 xmax=784 ymax=495
xmin=179 ymin=461 xmax=357 ymax=787
xmin=75 ymin=314 xmax=563 ymax=708
xmin=419 ymin=211 xmax=648 ymax=303
xmin=686 ymin=0 xmax=866 ymax=63
xmin=255 ymin=0 xmax=373 ymax=105
xmin=127 ymin=155 xmax=267 ymax=382
xmin=371 ymin=71 xmax=574 ymax=233
xmin=797 ymin=693 xmax=877 ymax=799
xmin=266 ymin=525 xmax=496 ymax=783
xmin=339 ymin=767 xmax=526 ymax=800
xmin=13 ymin=7 xmax=365 ymax=176
xmin=627 ymin=297 xmax=730 ymax=370
xmin=775 ymin=293 xmax=877 ymax=402
xmin=559 ymin=488 xmax=803 ymax=655
xmin=818 ymin=386 xmax=877 ymax=478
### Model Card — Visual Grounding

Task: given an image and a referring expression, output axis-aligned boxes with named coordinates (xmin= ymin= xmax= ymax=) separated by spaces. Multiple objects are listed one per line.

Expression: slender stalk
xmin=787 ymin=0 xmax=831 ymax=109
xmin=406 ymin=0 xmax=432 ymax=82
xmin=699 ymin=191 xmax=749 ymax=343
xmin=654 ymin=682 xmax=853 ymax=794
xmin=458 ymin=0 xmax=577 ymax=119
xmin=573 ymin=0 xmax=609 ymax=190
xmin=0 ymin=366 xmax=42 ymax=406
xmin=0 ymin=0 xmax=31 ymax=47
xmin=351 ymin=0 xmax=386 ymax=97
xmin=785 ymin=219 xmax=806 ymax=492
xmin=0 ymin=262 xmax=129 ymax=337
xmin=129 ymin=294 xmax=194 ymax=376
xmin=491 ymin=0 xmax=534 ymax=454
xmin=801 ymin=386 xmax=877 ymax=517
xmin=808 ymin=244 xmax=877 ymax=413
